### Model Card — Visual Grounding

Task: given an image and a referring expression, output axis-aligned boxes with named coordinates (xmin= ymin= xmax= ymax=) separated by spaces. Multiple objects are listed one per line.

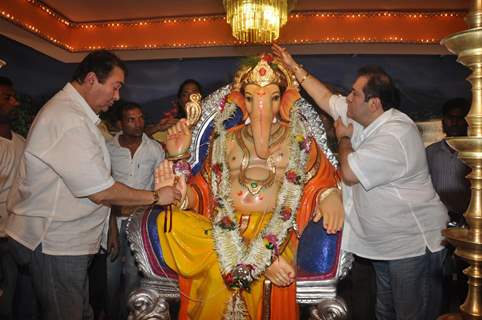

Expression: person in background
xmin=426 ymin=97 xmax=471 ymax=313
xmin=426 ymin=97 xmax=471 ymax=227
xmin=98 ymin=103 xmax=121 ymax=141
xmin=0 ymin=76 xmax=24 ymax=320
xmin=5 ymin=50 xmax=181 ymax=320
xmin=105 ymin=102 xmax=164 ymax=320
xmin=273 ymin=44 xmax=448 ymax=320
xmin=146 ymin=79 xmax=202 ymax=144
xmin=89 ymin=101 xmax=123 ymax=320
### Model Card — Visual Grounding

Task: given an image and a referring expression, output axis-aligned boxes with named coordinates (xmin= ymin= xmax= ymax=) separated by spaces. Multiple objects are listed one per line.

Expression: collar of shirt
xmin=442 ymin=139 xmax=458 ymax=154
xmin=0 ymin=131 xmax=15 ymax=144
xmin=359 ymin=108 xmax=394 ymax=141
xmin=64 ymin=83 xmax=101 ymax=126
xmin=112 ymin=132 xmax=150 ymax=148
xmin=0 ymin=131 xmax=25 ymax=145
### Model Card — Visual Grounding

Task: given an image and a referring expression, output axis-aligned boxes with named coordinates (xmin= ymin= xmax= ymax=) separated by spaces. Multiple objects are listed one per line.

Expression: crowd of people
xmin=0 ymin=46 xmax=471 ymax=320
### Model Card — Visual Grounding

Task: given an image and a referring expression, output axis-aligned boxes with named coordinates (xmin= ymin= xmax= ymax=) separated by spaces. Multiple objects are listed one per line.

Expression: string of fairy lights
xmin=0 ymin=0 xmax=466 ymax=52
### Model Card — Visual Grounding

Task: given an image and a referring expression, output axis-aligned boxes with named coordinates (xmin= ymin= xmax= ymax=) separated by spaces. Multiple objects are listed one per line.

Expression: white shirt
xmin=108 ymin=132 xmax=164 ymax=191
xmin=106 ymin=132 xmax=164 ymax=223
xmin=6 ymin=83 xmax=115 ymax=255
xmin=329 ymin=95 xmax=448 ymax=260
xmin=0 ymin=132 xmax=25 ymax=237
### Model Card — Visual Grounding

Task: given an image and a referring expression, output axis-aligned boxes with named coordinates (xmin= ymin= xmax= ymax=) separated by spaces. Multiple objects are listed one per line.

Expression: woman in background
xmin=147 ymin=79 xmax=202 ymax=145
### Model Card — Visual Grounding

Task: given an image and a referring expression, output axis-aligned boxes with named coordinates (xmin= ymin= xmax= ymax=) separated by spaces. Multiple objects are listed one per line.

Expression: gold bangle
xmin=317 ymin=187 xmax=339 ymax=204
xmin=293 ymin=64 xmax=303 ymax=73
xmin=299 ymin=72 xmax=310 ymax=85
xmin=166 ymin=151 xmax=190 ymax=161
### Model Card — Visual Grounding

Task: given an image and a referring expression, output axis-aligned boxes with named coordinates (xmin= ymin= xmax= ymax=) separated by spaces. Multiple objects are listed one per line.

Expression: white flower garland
xmin=209 ymin=96 xmax=310 ymax=317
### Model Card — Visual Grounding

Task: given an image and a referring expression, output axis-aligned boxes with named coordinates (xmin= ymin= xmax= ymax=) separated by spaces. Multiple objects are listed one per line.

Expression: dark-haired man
xmin=273 ymin=44 xmax=448 ymax=320
xmin=105 ymin=102 xmax=164 ymax=320
xmin=0 ymin=76 xmax=24 ymax=320
xmin=6 ymin=51 xmax=181 ymax=320
xmin=426 ymin=98 xmax=471 ymax=312
xmin=427 ymin=98 xmax=471 ymax=226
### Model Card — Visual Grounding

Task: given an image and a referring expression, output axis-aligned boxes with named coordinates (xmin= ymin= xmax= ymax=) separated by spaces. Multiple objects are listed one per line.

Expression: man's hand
xmin=107 ymin=215 xmax=120 ymax=261
xmin=264 ymin=256 xmax=296 ymax=287
xmin=334 ymin=118 xmax=353 ymax=141
xmin=334 ymin=119 xmax=359 ymax=185
xmin=271 ymin=44 xmax=298 ymax=71
xmin=156 ymin=186 xmax=181 ymax=206
xmin=165 ymin=119 xmax=192 ymax=158
xmin=313 ymin=188 xmax=344 ymax=234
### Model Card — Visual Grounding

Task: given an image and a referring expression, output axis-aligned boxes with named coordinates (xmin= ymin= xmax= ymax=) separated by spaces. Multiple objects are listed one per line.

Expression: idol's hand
xmin=265 ymin=256 xmax=296 ymax=287
xmin=155 ymin=160 xmax=176 ymax=189
xmin=154 ymin=160 xmax=188 ymax=207
xmin=313 ymin=188 xmax=344 ymax=234
xmin=158 ymin=116 xmax=178 ymax=131
xmin=175 ymin=174 xmax=188 ymax=208
xmin=165 ymin=119 xmax=192 ymax=159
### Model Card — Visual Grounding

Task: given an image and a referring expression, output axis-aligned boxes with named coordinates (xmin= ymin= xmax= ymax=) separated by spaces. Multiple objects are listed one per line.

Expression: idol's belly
xmin=229 ymin=171 xmax=284 ymax=213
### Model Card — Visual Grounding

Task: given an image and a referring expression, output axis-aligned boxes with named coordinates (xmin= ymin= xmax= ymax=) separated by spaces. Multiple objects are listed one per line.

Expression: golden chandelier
xmin=223 ymin=0 xmax=293 ymax=43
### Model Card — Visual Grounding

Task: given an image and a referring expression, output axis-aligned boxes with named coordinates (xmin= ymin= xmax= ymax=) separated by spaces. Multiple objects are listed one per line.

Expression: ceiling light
xmin=224 ymin=0 xmax=295 ymax=43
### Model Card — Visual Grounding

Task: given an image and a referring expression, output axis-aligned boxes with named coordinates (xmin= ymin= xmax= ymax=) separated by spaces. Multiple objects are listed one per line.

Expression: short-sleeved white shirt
xmin=6 ymin=83 xmax=115 ymax=255
xmin=107 ymin=132 xmax=164 ymax=224
xmin=329 ymin=95 xmax=448 ymax=260
xmin=0 ymin=132 xmax=25 ymax=237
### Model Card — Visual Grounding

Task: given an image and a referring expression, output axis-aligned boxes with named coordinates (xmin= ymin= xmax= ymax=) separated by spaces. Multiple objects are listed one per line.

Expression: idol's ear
xmin=228 ymin=90 xmax=248 ymax=120
xmin=279 ymin=87 xmax=301 ymax=122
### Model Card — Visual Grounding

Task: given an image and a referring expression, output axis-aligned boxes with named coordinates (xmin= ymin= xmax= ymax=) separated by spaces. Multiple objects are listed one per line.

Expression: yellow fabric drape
xmin=158 ymin=210 xmax=296 ymax=320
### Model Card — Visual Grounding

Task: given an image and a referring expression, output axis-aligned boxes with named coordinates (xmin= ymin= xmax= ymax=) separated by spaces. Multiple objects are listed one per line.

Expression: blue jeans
xmin=372 ymin=248 xmax=447 ymax=320
xmin=106 ymin=219 xmax=141 ymax=320
xmin=8 ymin=238 xmax=93 ymax=320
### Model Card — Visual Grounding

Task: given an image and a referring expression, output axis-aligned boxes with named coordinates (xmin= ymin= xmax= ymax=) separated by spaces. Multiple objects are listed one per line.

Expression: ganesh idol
xmin=129 ymin=54 xmax=345 ymax=320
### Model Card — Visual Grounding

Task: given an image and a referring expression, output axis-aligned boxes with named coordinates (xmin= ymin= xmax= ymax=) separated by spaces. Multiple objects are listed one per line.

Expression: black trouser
xmin=337 ymin=255 xmax=377 ymax=320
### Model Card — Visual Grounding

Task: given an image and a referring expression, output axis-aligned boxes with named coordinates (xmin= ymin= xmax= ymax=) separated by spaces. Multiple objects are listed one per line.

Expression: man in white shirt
xmin=273 ymin=44 xmax=448 ymax=320
xmin=105 ymin=102 xmax=164 ymax=320
xmin=6 ymin=51 xmax=181 ymax=320
xmin=0 ymin=76 xmax=24 ymax=320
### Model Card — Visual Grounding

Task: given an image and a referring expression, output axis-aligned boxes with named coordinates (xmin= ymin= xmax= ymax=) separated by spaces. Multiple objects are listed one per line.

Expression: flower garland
xmin=210 ymin=95 xmax=311 ymax=317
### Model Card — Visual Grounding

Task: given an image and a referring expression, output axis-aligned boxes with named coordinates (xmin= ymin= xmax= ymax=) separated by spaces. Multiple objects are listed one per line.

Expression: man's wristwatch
xmin=151 ymin=190 xmax=160 ymax=205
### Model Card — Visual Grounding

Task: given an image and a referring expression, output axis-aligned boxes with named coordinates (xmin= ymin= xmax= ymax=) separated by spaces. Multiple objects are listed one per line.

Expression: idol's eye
xmin=245 ymin=95 xmax=253 ymax=103
xmin=272 ymin=94 xmax=280 ymax=102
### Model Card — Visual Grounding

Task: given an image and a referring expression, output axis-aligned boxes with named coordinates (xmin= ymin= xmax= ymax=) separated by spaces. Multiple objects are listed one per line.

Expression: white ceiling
xmin=42 ymin=0 xmax=470 ymax=22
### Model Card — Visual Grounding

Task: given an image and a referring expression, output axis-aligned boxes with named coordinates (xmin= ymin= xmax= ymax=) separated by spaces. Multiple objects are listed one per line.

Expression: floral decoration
xmin=285 ymin=170 xmax=302 ymax=185
xmin=280 ymin=207 xmax=292 ymax=221
xmin=217 ymin=216 xmax=237 ymax=231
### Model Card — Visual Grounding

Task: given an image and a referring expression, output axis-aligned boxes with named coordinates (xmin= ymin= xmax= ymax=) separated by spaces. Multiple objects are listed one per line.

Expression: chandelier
xmin=224 ymin=0 xmax=293 ymax=43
